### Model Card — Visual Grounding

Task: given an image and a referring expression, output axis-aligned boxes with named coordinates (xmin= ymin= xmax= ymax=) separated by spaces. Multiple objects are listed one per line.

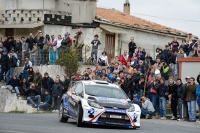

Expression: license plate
xmin=110 ymin=115 xmax=122 ymax=119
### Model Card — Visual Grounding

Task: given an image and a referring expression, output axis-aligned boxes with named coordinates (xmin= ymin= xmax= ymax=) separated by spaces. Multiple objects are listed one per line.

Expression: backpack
xmin=196 ymin=85 xmax=200 ymax=97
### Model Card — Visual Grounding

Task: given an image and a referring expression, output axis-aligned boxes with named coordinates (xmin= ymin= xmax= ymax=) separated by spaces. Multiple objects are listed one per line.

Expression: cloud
xmin=97 ymin=0 xmax=200 ymax=37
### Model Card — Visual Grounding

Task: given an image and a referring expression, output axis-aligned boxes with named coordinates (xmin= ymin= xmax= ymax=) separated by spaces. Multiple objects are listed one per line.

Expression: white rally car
xmin=59 ymin=80 xmax=141 ymax=129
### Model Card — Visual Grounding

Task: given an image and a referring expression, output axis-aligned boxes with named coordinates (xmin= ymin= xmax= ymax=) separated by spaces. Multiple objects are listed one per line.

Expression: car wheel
xmin=76 ymin=104 xmax=83 ymax=127
xmin=59 ymin=103 xmax=68 ymax=123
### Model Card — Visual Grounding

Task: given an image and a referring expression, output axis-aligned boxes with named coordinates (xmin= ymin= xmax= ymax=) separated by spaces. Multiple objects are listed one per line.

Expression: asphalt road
xmin=0 ymin=113 xmax=200 ymax=133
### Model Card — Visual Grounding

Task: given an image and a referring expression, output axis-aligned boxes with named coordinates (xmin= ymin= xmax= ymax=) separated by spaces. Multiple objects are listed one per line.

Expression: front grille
xmin=98 ymin=112 xmax=130 ymax=124
xmin=98 ymin=117 xmax=130 ymax=124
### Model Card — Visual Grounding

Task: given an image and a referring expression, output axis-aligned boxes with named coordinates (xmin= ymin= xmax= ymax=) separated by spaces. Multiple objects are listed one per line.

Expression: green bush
xmin=57 ymin=47 xmax=80 ymax=76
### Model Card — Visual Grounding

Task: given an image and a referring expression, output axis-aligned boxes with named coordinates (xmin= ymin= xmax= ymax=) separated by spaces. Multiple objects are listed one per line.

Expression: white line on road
xmin=0 ymin=130 xmax=30 ymax=133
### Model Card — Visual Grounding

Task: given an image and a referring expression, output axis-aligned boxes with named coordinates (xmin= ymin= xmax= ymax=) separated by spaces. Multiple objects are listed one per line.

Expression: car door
xmin=72 ymin=83 xmax=84 ymax=117
xmin=67 ymin=83 xmax=77 ymax=116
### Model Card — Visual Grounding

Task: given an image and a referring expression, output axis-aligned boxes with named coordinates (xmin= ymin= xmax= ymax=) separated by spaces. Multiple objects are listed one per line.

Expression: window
xmin=5 ymin=28 xmax=14 ymax=37
xmin=75 ymin=83 xmax=83 ymax=95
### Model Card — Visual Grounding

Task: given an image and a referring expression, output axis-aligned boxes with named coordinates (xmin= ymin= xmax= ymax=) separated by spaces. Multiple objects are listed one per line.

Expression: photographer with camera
xmin=140 ymin=96 xmax=155 ymax=119
xmin=184 ymin=77 xmax=197 ymax=122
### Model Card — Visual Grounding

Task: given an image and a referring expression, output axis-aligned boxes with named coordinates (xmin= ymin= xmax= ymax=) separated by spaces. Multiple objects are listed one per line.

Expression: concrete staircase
xmin=0 ymin=83 xmax=37 ymax=113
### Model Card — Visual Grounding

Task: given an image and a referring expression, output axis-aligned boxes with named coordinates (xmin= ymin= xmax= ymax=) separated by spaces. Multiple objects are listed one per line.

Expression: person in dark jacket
xmin=37 ymin=32 xmax=45 ymax=65
xmin=176 ymin=78 xmax=185 ymax=121
xmin=138 ymin=76 xmax=146 ymax=99
xmin=184 ymin=77 xmax=197 ymax=122
xmin=145 ymin=52 xmax=153 ymax=65
xmin=136 ymin=60 xmax=145 ymax=74
xmin=52 ymin=78 xmax=62 ymax=112
xmin=19 ymin=78 xmax=29 ymax=96
xmin=163 ymin=45 xmax=171 ymax=65
xmin=26 ymin=83 xmax=41 ymax=108
xmin=170 ymin=37 xmax=179 ymax=52
xmin=33 ymin=69 xmax=42 ymax=90
xmin=14 ymin=39 xmax=22 ymax=65
xmin=26 ymin=33 xmax=37 ymax=51
xmin=168 ymin=77 xmax=178 ymax=120
xmin=42 ymin=72 xmax=54 ymax=94
xmin=154 ymin=77 xmax=169 ymax=120
xmin=63 ymin=74 xmax=70 ymax=95
xmin=197 ymin=73 xmax=200 ymax=85
xmin=3 ymin=36 xmax=10 ymax=52
xmin=156 ymin=49 xmax=165 ymax=61
xmin=6 ymin=75 xmax=20 ymax=97
xmin=61 ymin=32 xmax=70 ymax=53
xmin=6 ymin=51 xmax=17 ymax=83
xmin=123 ymin=73 xmax=134 ymax=100
xmin=0 ymin=49 xmax=9 ymax=82
xmin=38 ymin=90 xmax=51 ymax=111
xmin=128 ymin=37 xmax=137 ymax=58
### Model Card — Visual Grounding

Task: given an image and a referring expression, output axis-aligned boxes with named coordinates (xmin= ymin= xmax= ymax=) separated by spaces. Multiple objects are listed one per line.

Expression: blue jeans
xmin=149 ymin=93 xmax=159 ymax=114
xmin=187 ymin=100 xmax=196 ymax=120
xmin=38 ymin=103 xmax=51 ymax=110
xmin=0 ymin=65 xmax=7 ymax=81
xmin=141 ymin=108 xmax=154 ymax=116
xmin=129 ymin=52 xmax=134 ymax=58
xmin=6 ymin=67 xmax=15 ymax=83
xmin=39 ymin=49 xmax=44 ymax=65
xmin=91 ymin=49 xmax=98 ymax=60
xmin=177 ymin=99 xmax=183 ymax=119
xmin=50 ymin=51 xmax=56 ymax=65
xmin=57 ymin=49 xmax=61 ymax=59
xmin=31 ymin=55 xmax=37 ymax=66
xmin=139 ymin=90 xmax=144 ymax=99
xmin=27 ymin=95 xmax=41 ymax=106
xmin=159 ymin=97 xmax=166 ymax=117
xmin=6 ymin=85 xmax=20 ymax=94
xmin=21 ymin=70 xmax=29 ymax=81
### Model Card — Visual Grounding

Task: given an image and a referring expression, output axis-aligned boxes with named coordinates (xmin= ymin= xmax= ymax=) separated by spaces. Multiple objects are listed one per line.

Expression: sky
xmin=97 ymin=0 xmax=200 ymax=37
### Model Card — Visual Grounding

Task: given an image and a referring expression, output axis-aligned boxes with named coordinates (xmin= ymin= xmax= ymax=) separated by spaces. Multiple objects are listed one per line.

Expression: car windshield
xmin=85 ymin=85 xmax=128 ymax=99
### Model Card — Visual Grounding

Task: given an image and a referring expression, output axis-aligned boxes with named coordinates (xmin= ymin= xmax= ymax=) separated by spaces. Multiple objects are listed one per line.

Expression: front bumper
xmin=82 ymin=106 xmax=141 ymax=128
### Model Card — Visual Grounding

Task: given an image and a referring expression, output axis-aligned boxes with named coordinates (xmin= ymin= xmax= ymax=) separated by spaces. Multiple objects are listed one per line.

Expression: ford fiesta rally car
xmin=59 ymin=80 xmax=141 ymax=129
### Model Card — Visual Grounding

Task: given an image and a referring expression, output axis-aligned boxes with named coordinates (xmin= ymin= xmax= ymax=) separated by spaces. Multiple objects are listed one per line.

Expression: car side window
xmin=71 ymin=83 xmax=77 ymax=92
xmin=75 ymin=83 xmax=83 ymax=95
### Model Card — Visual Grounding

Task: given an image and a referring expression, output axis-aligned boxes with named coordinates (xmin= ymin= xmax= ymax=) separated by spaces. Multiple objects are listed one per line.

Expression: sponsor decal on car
xmin=68 ymin=98 xmax=76 ymax=106
xmin=133 ymin=113 xmax=138 ymax=120
xmin=105 ymin=108 xmax=126 ymax=113
xmin=88 ymin=108 xmax=95 ymax=115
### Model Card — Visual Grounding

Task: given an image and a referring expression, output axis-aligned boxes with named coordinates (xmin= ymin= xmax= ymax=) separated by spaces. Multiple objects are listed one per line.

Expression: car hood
xmin=94 ymin=97 xmax=131 ymax=109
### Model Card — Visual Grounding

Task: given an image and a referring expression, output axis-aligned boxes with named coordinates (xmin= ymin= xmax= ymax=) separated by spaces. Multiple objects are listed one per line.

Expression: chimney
xmin=124 ymin=0 xmax=130 ymax=15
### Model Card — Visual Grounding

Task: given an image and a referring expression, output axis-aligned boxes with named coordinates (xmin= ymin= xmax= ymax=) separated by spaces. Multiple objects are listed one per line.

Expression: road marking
xmin=0 ymin=130 xmax=30 ymax=133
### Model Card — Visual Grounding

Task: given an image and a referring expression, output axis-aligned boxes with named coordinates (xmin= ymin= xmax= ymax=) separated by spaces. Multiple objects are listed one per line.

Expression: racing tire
xmin=59 ymin=103 xmax=69 ymax=123
xmin=76 ymin=104 xmax=84 ymax=127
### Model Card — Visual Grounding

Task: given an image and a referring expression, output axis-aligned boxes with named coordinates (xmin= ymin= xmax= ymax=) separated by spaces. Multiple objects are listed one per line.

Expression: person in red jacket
xmin=119 ymin=50 xmax=130 ymax=69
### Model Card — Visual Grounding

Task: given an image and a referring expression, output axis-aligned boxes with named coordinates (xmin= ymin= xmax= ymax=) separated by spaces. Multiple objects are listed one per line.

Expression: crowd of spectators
xmin=0 ymin=32 xmax=200 ymax=122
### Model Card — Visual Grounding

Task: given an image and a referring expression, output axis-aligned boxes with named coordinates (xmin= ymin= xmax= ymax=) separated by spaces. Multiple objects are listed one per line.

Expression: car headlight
xmin=88 ymin=101 xmax=103 ymax=109
xmin=127 ymin=105 xmax=135 ymax=112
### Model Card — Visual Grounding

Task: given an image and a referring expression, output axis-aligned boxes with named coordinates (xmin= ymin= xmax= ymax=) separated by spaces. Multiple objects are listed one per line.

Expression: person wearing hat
xmin=74 ymin=29 xmax=84 ymax=61
xmin=0 ymin=49 xmax=9 ymax=82
xmin=132 ymin=94 xmax=139 ymax=105
xmin=91 ymin=34 xmax=101 ymax=61
xmin=61 ymin=32 xmax=70 ymax=53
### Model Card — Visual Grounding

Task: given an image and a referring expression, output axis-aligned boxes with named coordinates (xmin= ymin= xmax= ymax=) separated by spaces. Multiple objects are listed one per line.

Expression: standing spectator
xmin=61 ymin=32 xmax=70 ymax=53
xmin=0 ymin=49 xmax=9 ymax=82
xmin=33 ymin=69 xmax=42 ymax=92
xmin=141 ymin=48 xmax=146 ymax=61
xmin=30 ymin=43 xmax=38 ymax=66
xmin=171 ymin=50 xmax=178 ymax=77
xmin=136 ymin=47 xmax=142 ymax=62
xmin=21 ymin=37 xmax=29 ymax=65
xmin=38 ymin=90 xmax=51 ymax=111
xmin=6 ymin=51 xmax=17 ymax=83
xmin=155 ymin=78 xmax=169 ymax=120
xmin=188 ymin=45 xmax=198 ymax=57
xmin=42 ymin=72 xmax=54 ymax=94
xmin=74 ymin=29 xmax=84 ymax=61
xmin=156 ymin=49 xmax=165 ymax=61
xmin=26 ymin=33 xmax=37 ymax=51
xmin=3 ymin=36 xmax=9 ymax=52
xmin=14 ymin=39 xmax=22 ymax=66
xmin=138 ymin=76 xmax=146 ymax=99
xmin=145 ymin=52 xmax=153 ymax=65
xmin=168 ymin=77 xmax=178 ymax=120
xmin=184 ymin=77 xmax=197 ymax=122
xmin=163 ymin=45 xmax=170 ymax=65
xmin=123 ymin=73 xmax=134 ymax=99
xmin=21 ymin=57 xmax=32 ymax=81
xmin=91 ymin=34 xmax=101 ymax=60
xmin=170 ymin=37 xmax=179 ymax=52
xmin=48 ymin=35 xmax=57 ymax=65
xmin=6 ymin=75 xmax=20 ymax=97
xmin=52 ymin=78 xmax=62 ymax=112
xmin=63 ymin=74 xmax=70 ymax=95
xmin=176 ymin=78 xmax=185 ymax=121
xmin=37 ymin=32 xmax=45 ymax=65
xmin=43 ymin=34 xmax=50 ymax=65
xmin=180 ymin=39 xmax=189 ymax=55
xmin=160 ymin=60 xmax=169 ymax=82
xmin=98 ymin=52 xmax=109 ymax=66
xmin=140 ymin=96 xmax=155 ymax=119
xmin=120 ymin=50 xmax=130 ymax=68
xmin=26 ymin=83 xmax=41 ymax=108
xmin=56 ymin=35 xmax=63 ymax=59
xmin=128 ymin=37 xmax=137 ymax=58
